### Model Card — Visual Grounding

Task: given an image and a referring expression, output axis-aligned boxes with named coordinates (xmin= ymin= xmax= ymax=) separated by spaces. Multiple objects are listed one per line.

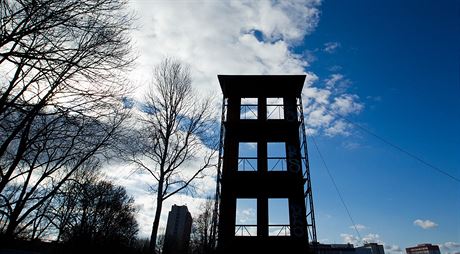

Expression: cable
xmin=311 ymin=136 xmax=363 ymax=243
xmin=321 ymin=107 xmax=460 ymax=183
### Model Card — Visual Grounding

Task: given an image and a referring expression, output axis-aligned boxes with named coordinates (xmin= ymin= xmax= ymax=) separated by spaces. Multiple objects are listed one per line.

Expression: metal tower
xmin=212 ymin=75 xmax=317 ymax=254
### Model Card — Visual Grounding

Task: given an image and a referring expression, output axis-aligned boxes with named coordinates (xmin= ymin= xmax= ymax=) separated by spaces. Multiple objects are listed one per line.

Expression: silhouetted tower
xmin=163 ymin=205 xmax=192 ymax=254
xmin=213 ymin=75 xmax=317 ymax=254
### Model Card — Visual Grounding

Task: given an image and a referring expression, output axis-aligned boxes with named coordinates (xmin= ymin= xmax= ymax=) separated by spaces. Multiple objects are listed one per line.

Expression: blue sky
xmin=111 ymin=0 xmax=459 ymax=252
xmin=298 ymin=0 xmax=459 ymax=250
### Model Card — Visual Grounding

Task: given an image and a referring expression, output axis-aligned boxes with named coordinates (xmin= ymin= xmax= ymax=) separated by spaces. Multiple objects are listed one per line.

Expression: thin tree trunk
xmin=149 ymin=182 xmax=164 ymax=253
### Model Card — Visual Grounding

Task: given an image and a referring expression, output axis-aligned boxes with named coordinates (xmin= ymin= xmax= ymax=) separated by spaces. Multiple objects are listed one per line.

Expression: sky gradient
xmin=106 ymin=1 xmax=460 ymax=253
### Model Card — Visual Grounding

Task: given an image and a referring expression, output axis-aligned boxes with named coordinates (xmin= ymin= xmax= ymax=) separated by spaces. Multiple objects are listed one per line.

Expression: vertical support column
xmin=259 ymin=96 xmax=267 ymax=121
xmin=284 ymin=96 xmax=297 ymax=123
xmin=257 ymin=196 xmax=268 ymax=237
xmin=227 ymin=96 xmax=240 ymax=122
xmin=257 ymin=96 xmax=268 ymax=237
xmin=257 ymin=140 xmax=268 ymax=236
xmin=222 ymin=133 xmax=238 ymax=240
xmin=218 ymin=95 xmax=240 ymax=246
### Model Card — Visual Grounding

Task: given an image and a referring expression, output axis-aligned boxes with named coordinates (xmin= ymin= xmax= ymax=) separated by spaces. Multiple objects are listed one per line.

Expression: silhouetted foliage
xmin=0 ymin=170 xmax=140 ymax=253
xmin=189 ymin=198 xmax=215 ymax=254
xmin=120 ymin=58 xmax=218 ymax=253
xmin=0 ymin=0 xmax=134 ymax=239
xmin=60 ymin=180 xmax=139 ymax=253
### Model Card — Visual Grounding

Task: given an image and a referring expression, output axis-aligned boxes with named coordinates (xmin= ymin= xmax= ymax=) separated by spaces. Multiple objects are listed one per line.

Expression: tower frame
xmin=212 ymin=75 xmax=317 ymax=253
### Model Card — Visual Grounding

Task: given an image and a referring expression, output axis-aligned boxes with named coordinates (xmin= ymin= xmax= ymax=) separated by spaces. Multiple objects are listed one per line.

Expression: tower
xmin=163 ymin=205 xmax=192 ymax=254
xmin=213 ymin=75 xmax=317 ymax=254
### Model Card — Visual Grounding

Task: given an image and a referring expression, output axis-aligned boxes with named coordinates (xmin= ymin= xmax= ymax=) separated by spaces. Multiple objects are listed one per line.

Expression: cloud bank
xmin=340 ymin=233 xmax=402 ymax=254
xmin=440 ymin=242 xmax=460 ymax=254
xmin=114 ymin=0 xmax=366 ymax=237
xmin=128 ymin=0 xmax=363 ymax=136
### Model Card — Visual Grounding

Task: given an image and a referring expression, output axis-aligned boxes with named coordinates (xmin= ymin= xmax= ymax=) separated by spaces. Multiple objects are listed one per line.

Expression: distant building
xmin=406 ymin=244 xmax=440 ymax=254
xmin=163 ymin=205 xmax=192 ymax=254
xmin=316 ymin=243 xmax=357 ymax=254
xmin=357 ymin=243 xmax=385 ymax=254
xmin=316 ymin=242 xmax=385 ymax=254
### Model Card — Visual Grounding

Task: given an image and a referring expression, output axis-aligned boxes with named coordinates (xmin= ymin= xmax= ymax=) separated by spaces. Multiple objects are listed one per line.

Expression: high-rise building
xmin=163 ymin=205 xmax=193 ymax=254
xmin=406 ymin=244 xmax=441 ymax=254
xmin=214 ymin=75 xmax=317 ymax=254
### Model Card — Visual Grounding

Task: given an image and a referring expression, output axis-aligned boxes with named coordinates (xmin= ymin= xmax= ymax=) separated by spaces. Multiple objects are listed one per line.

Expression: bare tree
xmin=0 ymin=0 xmax=134 ymax=239
xmin=38 ymin=161 xmax=102 ymax=242
xmin=122 ymin=58 xmax=217 ymax=253
xmin=190 ymin=197 xmax=215 ymax=254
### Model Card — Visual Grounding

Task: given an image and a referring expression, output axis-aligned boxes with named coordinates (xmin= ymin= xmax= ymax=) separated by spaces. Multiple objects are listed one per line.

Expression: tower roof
xmin=218 ymin=75 xmax=305 ymax=97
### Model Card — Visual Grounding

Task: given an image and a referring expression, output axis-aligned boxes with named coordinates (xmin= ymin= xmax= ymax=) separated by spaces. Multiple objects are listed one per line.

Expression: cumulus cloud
xmin=323 ymin=42 xmax=341 ymax=53
xmin=340 ymin=233 xmax=402 ymax=254
xmin=331 ymin=94 xmax=364 ymax=115
xmin=340 ymin=233 xmax=383 ymax=245
xmin=236 ymin=208 xmax=256 ymax=224
xmin=440 ymin=242 xmax=460 ymax=254
xmin=128 ymin=0 xmax=363 ymax=137
xmin=413 ymin=219 xmax=438 ymax=229
xmin=325 ymin=73 xmax=345 ymax=87
xmin=340 ymin=233 xmax=383 ymax=246
xmin=385 ymin=245 xmax=402 ymax=253
xmin=362 ymin=233 xmax=382 ymax=244
xmin=350 ymin=224 xmax=367 ymax=231
xmin=324 ymin=73 xmax=354 ymax=94
xmin=341 ymin=233 xmax=361 ymax=245
xmin=128 ymin=0 xmax=320 ymax=96
xmin=325 ymin=119 xmax=352 ymax=137
xmin=303 ymin=74 xmax=363 ymax=136
xmin=111 ymin=0 xmax=367 ymax=237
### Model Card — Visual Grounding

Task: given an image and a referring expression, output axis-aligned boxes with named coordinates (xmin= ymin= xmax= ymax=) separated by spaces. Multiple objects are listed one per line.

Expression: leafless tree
xmin=190 ymin=197 xmax=215 ymax=254
xmin=37 ymin=161 xmax=102 ymax=242
xmin=122 ymin=58 xmax=218 ymax=253
xmin=0 ymin=0 xmax=134 ymax=239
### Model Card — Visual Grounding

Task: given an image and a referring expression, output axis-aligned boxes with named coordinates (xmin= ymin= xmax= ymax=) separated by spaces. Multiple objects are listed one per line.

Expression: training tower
xmin=212 ymin=75 xmax=317 ymax=254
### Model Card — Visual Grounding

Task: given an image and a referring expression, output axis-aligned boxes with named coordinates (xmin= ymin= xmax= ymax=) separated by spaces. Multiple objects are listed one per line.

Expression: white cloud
xmin=350 ymin=224 xmax=367 ymax=231
xmin=442 ymin=242 xmax=460 ymax=249
xmin=362 ymin=233 xmax=382 ymax=244
xmin=324 ymin=73 xmax=353 ymax=94
xmin=341 ymin=232 xmax=382 ymax=245
xmin=440 ymin=242 xmax=460 ymax=254
xmin=303 ymin=74 xmax=363 ymax=136
xmin=128 ymin=0 xmax=321 ymax=97
xmin=127 ymin=0 xmax=363 ymax=137
xmin=331 ymin=94 xmax=364 ymax=115
xmin=107 ymin=0 xmax=368 ymax=238
xmin=340 ymin=233 xmax=402 ymax=254
xmin=340 ymin=233 xmax=360 ymax=245
xmin=325 ymin=119 xmax=352 ymax=137
xmin=413 ymin=219 xmax=438 ymax=229
xmin=385 ymin=245 xmax=402 ymax=253
xmin=325 ymin=73 xmax=344 ymax=87
xmin=324 ymin=42 xmax=341 ymax=53
xmin=236 ymin=208 xmax=256 ymax=224
xmin=343 ymin=141 xmax=360 ymax=150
